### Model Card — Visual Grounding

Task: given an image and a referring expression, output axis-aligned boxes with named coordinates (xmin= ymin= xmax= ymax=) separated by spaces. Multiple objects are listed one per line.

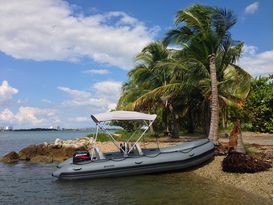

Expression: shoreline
xmin=1 ymin=132 xmax=272 ymax=200
xmin=193 ymin=156 xmax=273 ymax=200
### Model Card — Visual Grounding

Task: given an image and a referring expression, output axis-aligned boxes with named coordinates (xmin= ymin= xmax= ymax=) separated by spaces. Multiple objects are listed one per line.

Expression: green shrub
xmin=245 ymin=76 xmax=273 ymax=133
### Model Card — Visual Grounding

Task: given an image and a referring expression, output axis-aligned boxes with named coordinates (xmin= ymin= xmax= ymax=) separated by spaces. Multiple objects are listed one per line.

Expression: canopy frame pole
xmin=125 ymin=123 xmax=144 ymax=144
xmin=90 ymin=124 xmax=99 ymax=160
xmin=127 ymin=120 xmax=154 ymax=154
xmin=97 ymin=123 xmax=127 ymax=155
xmin=143 ymin=119 xmax=159 ymax=150
xmin=125 ymin=129 xmax=137 ymax=144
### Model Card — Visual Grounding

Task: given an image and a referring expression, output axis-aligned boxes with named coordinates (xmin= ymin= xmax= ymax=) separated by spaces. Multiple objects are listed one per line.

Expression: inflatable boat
xmin=52 ymin=111 xmax=214 ymax=180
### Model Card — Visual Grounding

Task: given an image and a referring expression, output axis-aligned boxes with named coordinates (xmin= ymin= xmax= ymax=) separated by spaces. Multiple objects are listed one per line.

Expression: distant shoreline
xmin=1 ymin=128 xmax=87 ymax=132
xmin=0 ymin=128 xmax=118 ymax=132
xmin=13 ymin=128 xmax=59 ymax=131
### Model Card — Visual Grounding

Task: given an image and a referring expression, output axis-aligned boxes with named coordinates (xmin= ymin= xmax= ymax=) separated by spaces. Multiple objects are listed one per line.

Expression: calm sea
xmin=0 ymin=131 xmax=271 ymax=205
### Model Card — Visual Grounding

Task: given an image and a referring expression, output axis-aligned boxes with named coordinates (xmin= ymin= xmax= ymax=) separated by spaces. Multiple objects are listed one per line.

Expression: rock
xmin=54 ymin=138 xmax=63 ymax=147
xmin=31 ymin=155 xmax=53 ymax=163
xmin=0 ymin=151 xmax=19 ymax=163
xmin=36 ymin=144 xmax=48 ymax=154
xmin=19 ymin=144 xmax=38 ymax=160
xmin=2 ymin=137 xmax=91 ymax=164
xmin=61 ymin=143 xmax=72 ymax=148
xmin=65 ymin=140 xmax=73 ymax=144
xmin=18 ymin=144 xmax=51 ymax=160
xmin=82 ymin=137 xmax=90 ymax=141
xmin=76 ymin=142 xmax=86 ymax=148
xmin=51 ymin=146 xmax=86 ymax=162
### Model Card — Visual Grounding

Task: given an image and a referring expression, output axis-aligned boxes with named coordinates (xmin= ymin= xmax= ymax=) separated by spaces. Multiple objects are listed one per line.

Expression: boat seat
xmin=134 ymin=143 xmax=143 ymax=156
xmin=94 ymin=147 xmax=106 ymax=160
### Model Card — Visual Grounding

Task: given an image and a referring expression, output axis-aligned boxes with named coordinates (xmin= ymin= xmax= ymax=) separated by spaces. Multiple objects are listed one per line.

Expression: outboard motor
xmin=73 ymin=150 xmax=91 ymax=164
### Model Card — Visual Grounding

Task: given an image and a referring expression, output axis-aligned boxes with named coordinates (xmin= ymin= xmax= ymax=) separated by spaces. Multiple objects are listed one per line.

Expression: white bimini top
xmin=91 ymin=111 xmax=157 ymax=123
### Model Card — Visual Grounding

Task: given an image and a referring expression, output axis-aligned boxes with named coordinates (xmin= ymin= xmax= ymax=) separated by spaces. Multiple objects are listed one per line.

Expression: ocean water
xmin=0 ymin=131 xmax=271 ymax=205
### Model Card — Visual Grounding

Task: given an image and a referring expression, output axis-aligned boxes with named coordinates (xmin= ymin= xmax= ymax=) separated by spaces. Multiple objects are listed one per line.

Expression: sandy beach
xmin=97 ymin=132 xmax=273 ymax=200
xmin=193 ymin=156 xmax=272 ymax=200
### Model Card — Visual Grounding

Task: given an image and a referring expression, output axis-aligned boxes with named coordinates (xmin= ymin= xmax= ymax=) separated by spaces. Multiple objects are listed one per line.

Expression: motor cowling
xmin=73 ymin=150 xmax=91 ymax=164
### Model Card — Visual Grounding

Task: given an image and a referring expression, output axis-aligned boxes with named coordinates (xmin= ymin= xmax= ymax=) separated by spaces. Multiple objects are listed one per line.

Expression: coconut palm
xmin=163 ymin=5 xmax=250 ymax=144
xmin=117 ymin=41 xmax=186 ymax=137
xmin=117 ymin=5 xmax=251 ymax=142
xmin=149 ymin=42 xmax=251 ymax=135
xmin=118 ymin=41 xmax=171 ymax=109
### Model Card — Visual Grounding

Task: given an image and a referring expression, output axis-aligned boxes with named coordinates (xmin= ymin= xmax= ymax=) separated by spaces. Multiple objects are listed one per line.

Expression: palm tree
xmin=117 ymin=42 xmax=169 ymax=110
xmin=164 ymin=5 xmax=247 ymax=144
xmin=117 ymin=5 xmax=251 ymax=142
xmin=117 ymin=41 xmax=182 ymax=137
xmin=151 ymin=44 xmax=251 ymax=135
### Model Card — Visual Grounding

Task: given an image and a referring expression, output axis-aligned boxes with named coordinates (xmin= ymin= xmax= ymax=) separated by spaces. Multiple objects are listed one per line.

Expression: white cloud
xmin=82 ymin=69 xmax=109 ymax=75
xmin=245 ymin=2 xmax=259 ymax=14
xmin=0 ymin=108 xmax=14 ymax=122
xmin=57 ymin=86 xmax=104 ymax=107
xmin=58 ymin=86 xmax=91 ymax=99
xmin=167 ymin=45 xmax=183 ymax=50
xmin=93 ymin=81 xmax=122 ymax=111
xmin=108 ymin=103 xmax=118 ymax=111
xmin=41 ymin=99 xmax=52 ymax=104
xmin=93 ymin=81 xmax=122 ymax=95
xmin=58 ymin=80 xmax=122 ymax=111
xmin=0 ymin=80 xmax=18 ymax=105
xmin=63 ymin=98 xmax=105 ymax=107
xmin=57 ymin=87 xmax=94 ymax=106
xmin=0 ymin=107 xmax=60 ymax=127
xmin=69 ymin=116 xmax=89 ymax=122
xmin=242 ymin=45 xmax=258 ymax=56
xmin=0 ymin=0 xmax=157 ymax=69
xmin=238 ymin=48 xmax=273 ymax=76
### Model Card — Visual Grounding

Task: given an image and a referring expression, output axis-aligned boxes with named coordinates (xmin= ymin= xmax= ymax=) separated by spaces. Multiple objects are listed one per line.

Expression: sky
xmin=0 ymin=0 xmax=272 ymax=129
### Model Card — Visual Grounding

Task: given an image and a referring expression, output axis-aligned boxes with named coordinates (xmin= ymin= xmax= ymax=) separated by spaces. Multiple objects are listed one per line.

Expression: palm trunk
xmin=203 ymin=101 xmax=211 ymax=136
xmin=187 ymin=108 xmax=194 ymax=133
xmin=208 ymin=54 xmax=219 ymax=145
xmin=149 ymin=124 xmax=155 ymax=136
xmin=169 ymin=104 xmax=179 ymax=138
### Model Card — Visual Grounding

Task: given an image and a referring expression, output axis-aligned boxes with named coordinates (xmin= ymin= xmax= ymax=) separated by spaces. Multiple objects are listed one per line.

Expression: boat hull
xmin=52 ymin=139 xmax=214 ymax=180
